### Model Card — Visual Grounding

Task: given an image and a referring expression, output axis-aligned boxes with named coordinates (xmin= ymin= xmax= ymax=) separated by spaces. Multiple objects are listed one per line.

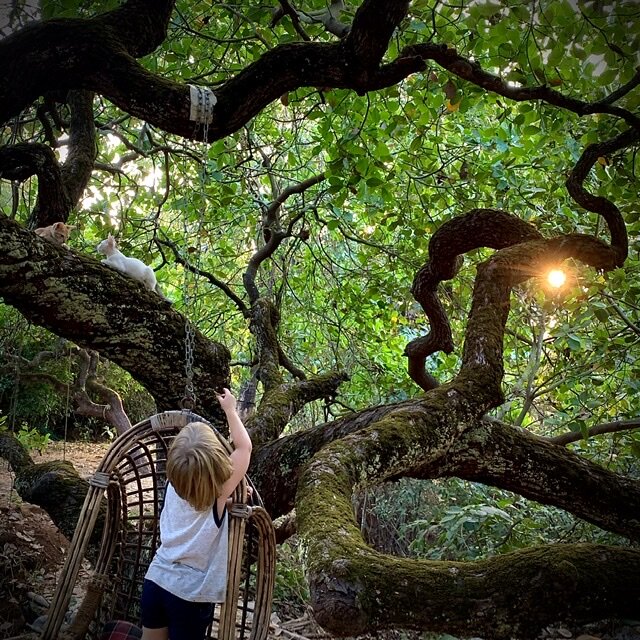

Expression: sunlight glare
xmin=547 ymin=269 xmax=566 ymax=288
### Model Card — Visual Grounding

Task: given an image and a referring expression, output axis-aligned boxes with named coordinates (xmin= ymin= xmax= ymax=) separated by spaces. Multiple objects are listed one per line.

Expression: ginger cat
xmin=35 ymin=222 xmax=76 ymax=246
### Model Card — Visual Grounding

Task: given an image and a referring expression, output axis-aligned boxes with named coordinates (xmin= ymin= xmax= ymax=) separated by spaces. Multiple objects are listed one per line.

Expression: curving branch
xmin=247 ymin=370 xmax=349 ymax=447
xmin=0 ymin=142 xmax=71 ymax=222
xmin=2 ymin=1 xmax=638 ymax=150
xmin=0 ymin=91 xmax=96 ymax=228
xmin=75 ymin=348 xmax=132 ymax=434
xmin=243 ymin=173 xmax=326 ymax=304
xmin=405 ymin=209 xmax=542 ymax=391
xmin=242 ymin=174 xmax=326 ymax=396
xmin=297 ymin=225 xmax=637 ymax=636
xmin=277 ymin=344 xmax=307 ymax=380
xmin=548 ymin=418 xmax=640 ymax=447
xmin=156 ymin=236 xmax=249 ymax=317
xmin=412 ymin=417 xmax=640 ymax=540
xmin=399 ymin=43 xmax=640 ymax=130
xmin=565 ymin=127 xmax=640 ymax=264
xmin=0 ymin=0 xmax=407 ymax=135
xmin=8 ymin=343 xmax=131 ymax=435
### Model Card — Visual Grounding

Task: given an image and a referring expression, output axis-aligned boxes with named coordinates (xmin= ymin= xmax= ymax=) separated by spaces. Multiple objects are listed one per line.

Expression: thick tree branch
xmin=0 ymin=90 xmax=96 ymax=228
xmin=296 ymin=403 xmax=640 ymax=637
xmin=295 ymin=223 xmax=634 ymax=635
xmin=410 ymin=418 xmax=640 ymax=540
xmin=250 ymin=399 xmax=413 ymax=517
xmin=247 ymin=370 xmax=348 ymax=447
xmin=57 ymin=91 xmax=97 ymax=210
xmin=0 ymin=215 xmax=230 ymax=421
xmin=405 ymin=209 xmax=542 ymax=391
xmin=0 ymin=143 xmax=71 ymax=224
xmin=343 ymin=0 xmax=409 ymax=78
xmin=0 ymin=0 xmax=176 ymax=126
xmin=565 ymin=127 xmax=640 ymax=264
xmin=2 ymin=1 xmax=639 ymax=148
xmin=0 ymin=1 xmax=413 ymax=138
xmin=93 ymin=0 xmax=175 ymax=58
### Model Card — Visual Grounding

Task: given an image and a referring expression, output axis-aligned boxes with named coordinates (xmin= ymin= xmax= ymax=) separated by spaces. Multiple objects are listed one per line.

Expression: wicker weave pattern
xmin=39 ymin=412 xmax=276 ymax=640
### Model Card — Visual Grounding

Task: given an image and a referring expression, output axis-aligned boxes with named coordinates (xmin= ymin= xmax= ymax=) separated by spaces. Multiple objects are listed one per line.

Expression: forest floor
xmin=1 ymin=442 xmax=639 ymax=640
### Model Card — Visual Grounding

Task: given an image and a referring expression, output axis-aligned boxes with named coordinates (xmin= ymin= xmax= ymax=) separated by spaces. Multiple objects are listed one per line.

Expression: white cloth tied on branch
xmin=188 ymin=85 xmax=217 ymax=124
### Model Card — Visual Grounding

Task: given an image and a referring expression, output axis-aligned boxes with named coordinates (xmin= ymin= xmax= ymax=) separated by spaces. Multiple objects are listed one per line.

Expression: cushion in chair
xmin=99 ymin=620 xmax=143 ymax=640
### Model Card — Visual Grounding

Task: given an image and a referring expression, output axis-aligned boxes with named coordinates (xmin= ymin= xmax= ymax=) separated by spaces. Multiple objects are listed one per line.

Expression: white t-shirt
xmin=145 ymin=483 xmax=229 ymax=602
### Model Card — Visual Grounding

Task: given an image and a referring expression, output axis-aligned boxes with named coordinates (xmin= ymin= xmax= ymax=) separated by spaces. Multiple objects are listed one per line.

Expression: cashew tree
xmin=1 ymin=1 xmax=639 ymax=638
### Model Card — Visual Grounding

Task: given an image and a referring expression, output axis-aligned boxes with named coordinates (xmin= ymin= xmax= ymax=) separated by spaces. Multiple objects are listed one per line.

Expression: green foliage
xmin=13 ymin=425 xmax=52 ymax=454
xmin=273 ymin=538 xmax=310 ymax=617
xmin=362 ymin=478 xmax=630 ymax=563
xmin=3 ymin=0 xmax=639 ymax=443
xmin=0 ymin=414 xmax=51 ymax=454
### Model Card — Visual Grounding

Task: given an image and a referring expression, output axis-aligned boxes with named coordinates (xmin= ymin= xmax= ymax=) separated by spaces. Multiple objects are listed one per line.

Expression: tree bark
xmin=0 ymin=214 xmax=230 ymax=420
xmin=307 ymin=541 xmax=640 ymax=639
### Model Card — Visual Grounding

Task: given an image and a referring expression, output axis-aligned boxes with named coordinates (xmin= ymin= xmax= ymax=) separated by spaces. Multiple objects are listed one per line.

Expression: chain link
xmin=183 ymin=316 xmax=196 ymax=407
xmin=182 ymin=86 xmax=214 ymax=408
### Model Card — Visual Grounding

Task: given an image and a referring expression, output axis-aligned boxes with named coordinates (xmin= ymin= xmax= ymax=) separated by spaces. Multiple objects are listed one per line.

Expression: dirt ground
xmin=0 ymin=442 xmax=110 ymax=637
xmin=0 ymin=442 xmax=327 ymax=640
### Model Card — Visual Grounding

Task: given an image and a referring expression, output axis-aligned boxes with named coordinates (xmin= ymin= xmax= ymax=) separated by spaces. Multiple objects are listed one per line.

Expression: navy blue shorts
xmin=140 ymin=579 xmax=215 ymax=640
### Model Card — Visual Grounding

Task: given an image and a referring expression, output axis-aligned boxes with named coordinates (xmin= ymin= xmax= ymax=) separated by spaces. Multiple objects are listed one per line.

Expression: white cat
xmin=97 ymin=235 xmax=167 ymax=299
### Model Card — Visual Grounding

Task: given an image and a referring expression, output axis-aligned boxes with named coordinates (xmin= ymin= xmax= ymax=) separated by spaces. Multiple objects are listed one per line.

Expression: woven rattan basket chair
xmin=37 ymin=410 xmax=276 ymax=640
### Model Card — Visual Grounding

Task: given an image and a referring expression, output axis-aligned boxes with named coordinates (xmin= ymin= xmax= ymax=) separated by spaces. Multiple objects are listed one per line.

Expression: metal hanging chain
xmin=183 ymin=317 xmax=196 ymax=409
xmin=181 ymin=85 xmax=216 ymax=409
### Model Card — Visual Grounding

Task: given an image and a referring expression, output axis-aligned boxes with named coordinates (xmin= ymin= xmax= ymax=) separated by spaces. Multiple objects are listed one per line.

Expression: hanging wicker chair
xmin=36 ymin=409 xmax=276 ymax=640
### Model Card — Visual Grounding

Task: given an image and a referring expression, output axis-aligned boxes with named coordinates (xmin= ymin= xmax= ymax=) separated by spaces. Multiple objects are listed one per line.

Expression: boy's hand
xmin=215 ymin=388 xmax=237 ymax=413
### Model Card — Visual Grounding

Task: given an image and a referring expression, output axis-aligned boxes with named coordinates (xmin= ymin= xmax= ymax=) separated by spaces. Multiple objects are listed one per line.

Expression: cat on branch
xmin=97 ymin=234 xmax=169 ymax=301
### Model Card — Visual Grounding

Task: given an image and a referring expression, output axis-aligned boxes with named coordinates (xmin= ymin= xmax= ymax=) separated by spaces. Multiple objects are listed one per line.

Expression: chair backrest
xmin=40 ymin=410 xmax=276 ymax=640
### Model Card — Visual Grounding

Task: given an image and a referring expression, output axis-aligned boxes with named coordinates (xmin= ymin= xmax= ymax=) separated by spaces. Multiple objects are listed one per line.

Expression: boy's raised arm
xmin=216 ymin=389 xmax=252 ymax=500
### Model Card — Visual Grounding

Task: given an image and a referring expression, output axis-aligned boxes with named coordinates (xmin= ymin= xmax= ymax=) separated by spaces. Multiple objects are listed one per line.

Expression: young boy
xmin=140 ymin=388 xmax=252 ymax=640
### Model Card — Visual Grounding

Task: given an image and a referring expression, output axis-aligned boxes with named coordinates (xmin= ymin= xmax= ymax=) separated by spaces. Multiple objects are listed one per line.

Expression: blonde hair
xmin=166 ymin=422 xmax=233 ymax=511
